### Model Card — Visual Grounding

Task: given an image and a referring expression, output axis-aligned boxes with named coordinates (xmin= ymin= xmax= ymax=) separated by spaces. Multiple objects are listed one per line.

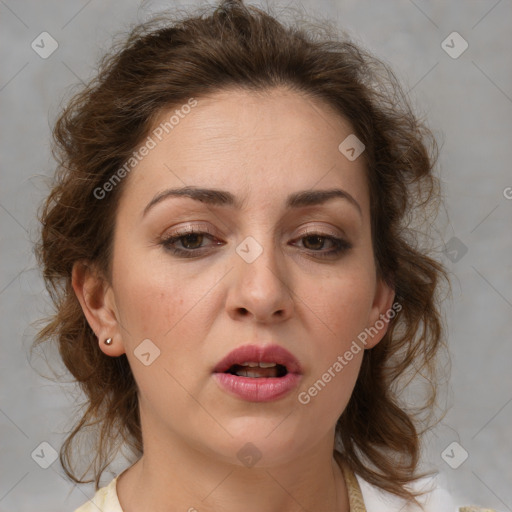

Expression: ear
xmin=364 ymin=276 xmax=396 ymax=350
xmin=71 ymin=260 xmax=126 ymax=357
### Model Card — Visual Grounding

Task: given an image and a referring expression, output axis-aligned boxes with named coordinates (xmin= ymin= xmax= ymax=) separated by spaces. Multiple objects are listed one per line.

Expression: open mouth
xmin=225 ymin=362 xmax=288 ymax=378
xmin=212 ymin=344 xmax=302 ymax=402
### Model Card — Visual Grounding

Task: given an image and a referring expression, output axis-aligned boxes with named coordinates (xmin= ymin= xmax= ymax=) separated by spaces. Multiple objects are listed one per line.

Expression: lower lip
xmin=213 ymin=372 xmax=302 ymax=402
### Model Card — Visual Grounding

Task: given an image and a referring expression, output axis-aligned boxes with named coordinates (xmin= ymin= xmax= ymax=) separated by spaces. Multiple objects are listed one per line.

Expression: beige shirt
xmin=74 ymin=463 xmax=497 ymax=512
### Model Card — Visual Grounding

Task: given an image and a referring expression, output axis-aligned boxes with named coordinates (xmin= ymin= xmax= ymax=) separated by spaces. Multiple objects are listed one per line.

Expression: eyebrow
xmin=142 ymin=186 xmax=362 ymax=218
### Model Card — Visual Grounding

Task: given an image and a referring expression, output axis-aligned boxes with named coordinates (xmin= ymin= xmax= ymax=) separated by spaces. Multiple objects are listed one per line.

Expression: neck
xmin=116 ymin=421 xmax=349 ymax=512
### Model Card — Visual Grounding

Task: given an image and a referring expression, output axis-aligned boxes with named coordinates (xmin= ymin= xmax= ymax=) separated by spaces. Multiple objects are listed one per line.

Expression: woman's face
xmin=98 ymin=87 xmax=393 ymax=467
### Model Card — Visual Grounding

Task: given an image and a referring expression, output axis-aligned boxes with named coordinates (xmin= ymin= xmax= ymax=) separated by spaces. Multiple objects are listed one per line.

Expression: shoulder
xmin=356 ymin=472 xmax=498 ymax=512
xmin=357 ymin=471 xmax=456 ymax=511
xmin=74 ymin=477 xmax=123 ymax=512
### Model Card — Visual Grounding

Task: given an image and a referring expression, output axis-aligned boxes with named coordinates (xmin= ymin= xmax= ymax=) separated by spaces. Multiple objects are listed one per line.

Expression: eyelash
xmin=159 ymin=227 xmax=352 ymax=259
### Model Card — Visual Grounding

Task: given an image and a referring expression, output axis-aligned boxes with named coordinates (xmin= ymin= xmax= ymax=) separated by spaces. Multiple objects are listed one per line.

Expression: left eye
xmin=290 ymin=232 xmax=352 ymax=258
xmin=295 ymin=234 xmax=337 ymax=251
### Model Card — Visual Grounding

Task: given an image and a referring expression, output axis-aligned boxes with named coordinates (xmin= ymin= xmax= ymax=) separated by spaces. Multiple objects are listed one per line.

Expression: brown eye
xmin=291 ymin=231 xmax=353 ymax=259
xmin=302 ymin=234 xmax=328 ymax=251
xmin=180 ymin=233 xmax=204 ymax=250
xmin=160 ymin=229 xmax=224 ymax=258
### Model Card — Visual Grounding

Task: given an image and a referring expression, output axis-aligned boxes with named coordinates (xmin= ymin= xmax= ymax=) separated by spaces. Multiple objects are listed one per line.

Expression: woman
xmin=33 ymin=1 xmax=495 ymax=510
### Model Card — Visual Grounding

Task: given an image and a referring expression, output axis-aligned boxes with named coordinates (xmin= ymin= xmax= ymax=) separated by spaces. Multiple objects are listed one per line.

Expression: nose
xmin=225 ymin=236 xmax=294 ymax=324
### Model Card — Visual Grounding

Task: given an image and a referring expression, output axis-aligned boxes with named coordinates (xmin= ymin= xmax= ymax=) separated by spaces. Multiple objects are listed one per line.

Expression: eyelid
xmin=163 ymin=222 xmax=217 ymax=237
xmin=294 ymin=223 xmax=345 ymax=239
xmin=161 ymin=221 xmax=347 ymax=241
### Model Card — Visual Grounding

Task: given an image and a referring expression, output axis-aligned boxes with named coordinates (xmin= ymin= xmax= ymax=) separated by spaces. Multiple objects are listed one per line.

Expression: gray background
xmin=1 ymin=0 xmax=511 ymax=510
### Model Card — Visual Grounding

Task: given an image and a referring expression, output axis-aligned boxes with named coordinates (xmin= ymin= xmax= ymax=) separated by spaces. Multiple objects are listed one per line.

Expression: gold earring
xmin=104 ymin=337 xmax=113 ymax=345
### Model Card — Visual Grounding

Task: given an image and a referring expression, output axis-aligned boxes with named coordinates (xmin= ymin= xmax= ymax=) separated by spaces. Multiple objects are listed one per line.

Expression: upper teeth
xmin=241 ymin=362 xmax=277 ymax=368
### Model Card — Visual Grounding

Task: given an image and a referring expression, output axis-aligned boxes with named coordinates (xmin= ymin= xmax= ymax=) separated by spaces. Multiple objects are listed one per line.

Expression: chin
xmin=202 ymin=420 xmax=309 ymax=468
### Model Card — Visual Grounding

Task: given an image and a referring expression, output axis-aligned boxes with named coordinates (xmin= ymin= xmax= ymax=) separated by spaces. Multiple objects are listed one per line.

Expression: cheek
xmin=111 ymin=247 xmax=224 ymax=381
xmin=308 ymin=271 xmax=375 ymax=344
xmin=297 ymin=349 xmax=362 ymax=439
xmin=117 ymin=277 xmax=176 ymax=338
xmin=296 ymin=263 xmax=374 ymax=413
xmin=111 ymin=262 xmax=207 ymax=406
xmin=111 ymin=246 xmax=193 ymax=343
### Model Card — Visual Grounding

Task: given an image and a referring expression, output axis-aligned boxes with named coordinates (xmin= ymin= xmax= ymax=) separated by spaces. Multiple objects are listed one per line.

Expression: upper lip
xmin=213 ymin=344 xmax=303 ymax=374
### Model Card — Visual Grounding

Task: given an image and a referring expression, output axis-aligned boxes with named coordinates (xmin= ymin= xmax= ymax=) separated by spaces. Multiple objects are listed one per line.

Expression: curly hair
xmin=32 ymin=0 xmax=449 ymax=503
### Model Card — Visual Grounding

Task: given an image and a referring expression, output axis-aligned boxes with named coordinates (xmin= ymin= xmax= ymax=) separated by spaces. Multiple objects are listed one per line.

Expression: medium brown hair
xmin=33 ymin=0 xmax=448 ymax=502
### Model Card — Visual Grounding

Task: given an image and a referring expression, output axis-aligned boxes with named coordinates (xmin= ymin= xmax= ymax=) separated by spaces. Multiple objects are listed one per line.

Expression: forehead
xmin=119 ymin=86 xmax=369 ymax=215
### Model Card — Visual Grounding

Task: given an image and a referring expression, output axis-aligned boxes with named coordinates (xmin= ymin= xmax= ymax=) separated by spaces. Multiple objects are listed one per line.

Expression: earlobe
xmin=71 ymin=260 xmax=126 ymax=357
xmin=364 ymin=277 xmax=396 ymax=350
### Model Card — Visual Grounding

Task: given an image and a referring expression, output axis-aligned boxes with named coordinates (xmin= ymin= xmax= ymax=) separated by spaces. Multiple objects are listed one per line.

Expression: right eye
xmin=160 ymin=229 xmax=224 ymax=257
